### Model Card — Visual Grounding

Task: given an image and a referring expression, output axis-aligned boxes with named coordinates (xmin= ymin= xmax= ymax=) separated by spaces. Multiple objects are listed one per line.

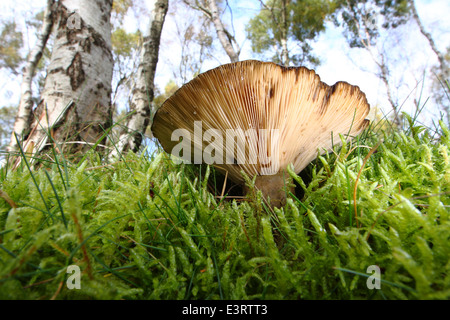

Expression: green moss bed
xmin=0 ymin=120 xmax=449 ymax=300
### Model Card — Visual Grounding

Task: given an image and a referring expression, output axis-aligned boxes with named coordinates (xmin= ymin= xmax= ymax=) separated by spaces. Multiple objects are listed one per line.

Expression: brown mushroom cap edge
xmin=151 ymin=60 xmax=371 ymax=207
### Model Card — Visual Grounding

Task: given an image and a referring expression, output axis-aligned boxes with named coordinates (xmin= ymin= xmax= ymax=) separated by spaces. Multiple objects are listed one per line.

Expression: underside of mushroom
xmin=152 ymin=60 xmax=371 ymax=207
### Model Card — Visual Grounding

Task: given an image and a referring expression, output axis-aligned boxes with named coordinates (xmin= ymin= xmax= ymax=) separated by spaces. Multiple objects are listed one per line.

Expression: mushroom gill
xmin=151 ymin=60 xmax=371 ymax=207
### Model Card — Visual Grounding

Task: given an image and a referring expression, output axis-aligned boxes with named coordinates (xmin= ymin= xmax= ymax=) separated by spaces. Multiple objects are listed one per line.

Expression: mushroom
xmin=151 ymin=60 xmax=370 ymax=207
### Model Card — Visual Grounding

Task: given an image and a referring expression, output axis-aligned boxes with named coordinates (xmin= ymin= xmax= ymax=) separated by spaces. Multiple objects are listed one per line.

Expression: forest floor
xmin=0 ymin=116 xmax=449 ymax=300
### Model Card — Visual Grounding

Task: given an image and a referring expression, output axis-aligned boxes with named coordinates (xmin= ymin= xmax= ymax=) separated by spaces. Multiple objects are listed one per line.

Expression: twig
xmin=0 ymin=189 xmax=17 ymax=208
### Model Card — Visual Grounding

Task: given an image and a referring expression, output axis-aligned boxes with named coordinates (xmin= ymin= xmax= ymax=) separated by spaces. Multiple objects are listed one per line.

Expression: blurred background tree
xmin=0 ymin=21 xmax=24 ymax=75
xmin=246 ymin=0 xmax=335 ymax=67
xmin=0 ymin=0 xmax=448 ymax=162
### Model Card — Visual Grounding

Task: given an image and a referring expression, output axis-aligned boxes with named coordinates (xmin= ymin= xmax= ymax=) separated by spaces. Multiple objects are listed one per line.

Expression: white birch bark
xmin=21 ymin=0 xmax=114 ymax=158
xmin=280 ymin=0 xmax=289 ymax=66
xmin=183 ymin=0 xmax=240 ymax=63
xmin=207 ymin=0 xmax=240 ymax=63
xmin=109 ymin=0 xmax=169 ymax=159
xmin=8 ymin=0 xmax=56 ymax=152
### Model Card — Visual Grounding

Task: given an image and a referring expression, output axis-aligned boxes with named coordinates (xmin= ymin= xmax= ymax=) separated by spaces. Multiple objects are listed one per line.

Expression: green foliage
xmin=112 ymin=28 xmax=141 ymax=59
xmin=0 ymin=120 xmax=449 ymax=299
xmin=0 ymin=105 xmax=17 ymax=150
xmin=0 ymin=21 xmax=24 ymax=75
xmin=333 ymin=0 xmax=411 ymax=48
xmin=111 ymin=27 xmax=142 ymax=83
xmin=246 ymin=0 xmax=334 ymax=67
xmin=0 ymin=12 xmax=51 ymax=106
xmin=112 ymin=0 xmax=134 ymax=20
xmin=109 ymin=0 xmax=142 ymax=103
xmin=153 ymin=80 xmax=179 ymax=109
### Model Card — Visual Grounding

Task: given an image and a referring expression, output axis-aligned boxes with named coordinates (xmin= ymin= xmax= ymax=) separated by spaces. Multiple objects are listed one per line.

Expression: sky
xmin=155 ymin=0 xmax=450 ymax=125
xmin=0 ymin=0 xmax=449 ymax=126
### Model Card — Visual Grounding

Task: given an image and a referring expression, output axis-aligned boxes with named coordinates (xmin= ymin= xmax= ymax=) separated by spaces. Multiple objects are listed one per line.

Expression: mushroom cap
xmin=152 ymin=60 xmax=370 ymax=183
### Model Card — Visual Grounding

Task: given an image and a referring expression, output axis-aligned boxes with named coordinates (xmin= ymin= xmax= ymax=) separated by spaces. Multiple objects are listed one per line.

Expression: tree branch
xmin=8 ymin=0 xmax=56 ymax=152
xmin=110 ymin=0 xmax=169 ymax=158
xmin=185 ymin=0 xmax=239 ymax=63
xmin=409 ymin=0 xmax=446 ymax=71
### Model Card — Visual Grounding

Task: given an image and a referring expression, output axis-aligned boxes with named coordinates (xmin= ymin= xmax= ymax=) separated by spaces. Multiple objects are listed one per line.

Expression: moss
xmin=0 ymin=121 xmax=449 ymax=300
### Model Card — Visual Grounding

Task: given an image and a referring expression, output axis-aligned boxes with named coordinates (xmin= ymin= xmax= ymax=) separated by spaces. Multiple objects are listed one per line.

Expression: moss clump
xmin=0 ymin=121 xmax=449 ymax=300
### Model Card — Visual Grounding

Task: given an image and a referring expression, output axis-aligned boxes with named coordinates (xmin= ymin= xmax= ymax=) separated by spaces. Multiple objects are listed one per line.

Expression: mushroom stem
xmin=245 ymin=171 xmax=294 ymax=208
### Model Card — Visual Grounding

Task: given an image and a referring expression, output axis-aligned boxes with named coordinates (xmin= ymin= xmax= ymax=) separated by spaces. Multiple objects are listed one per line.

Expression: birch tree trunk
xmin=109 ymin=0 xmax=168 ymax=159
xmin=20 ymin=0 xmax=114 ymax=159
xmin=280 ymin=0 xmax=289 ymax=66
xmin=207 ymin=0 xmax=240 ymax=63
xmin=8 ymin=0 xmax=56 ymax=152
xmin=183 ymin=0 xmax=240 ymax=63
